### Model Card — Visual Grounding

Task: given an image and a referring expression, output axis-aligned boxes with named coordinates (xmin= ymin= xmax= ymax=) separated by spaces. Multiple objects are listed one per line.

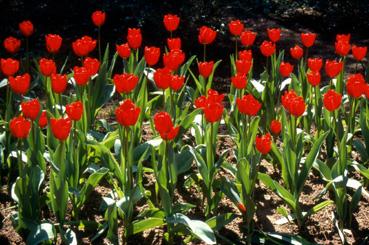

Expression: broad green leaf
xmin=26 ymin=223 xmax=56 ymax=244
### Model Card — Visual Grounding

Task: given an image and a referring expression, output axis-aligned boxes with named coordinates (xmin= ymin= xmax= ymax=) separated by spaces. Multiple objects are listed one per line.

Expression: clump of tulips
xmin=1 ymin=8 xmax=369 ymax=245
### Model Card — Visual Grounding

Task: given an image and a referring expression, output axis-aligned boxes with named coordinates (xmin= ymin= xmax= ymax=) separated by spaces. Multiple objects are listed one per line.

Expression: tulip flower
xmin=195 ymin=89 xmax=224 ymax=123
xmin=323 ymin=89 xmax=342 ymax=111
xmin=50 ymin=73 xmax=67 ymax=94
xmin=270 ymin=120 xmax=282 ymax=135
xmin=113 ymin=73 xmax=139 ymax=94
xmin=279 ymin=62 xmax=293 ymax=77
xmin=260 ymin=40 xmax=275 ymax=57
xmin=352 ymin=45 xmax=367 ymax=61
xmin=170 ymin=75 xmax=185 ymax=92
xmin=66 ymin=101 xmax=83 ymax=121
xmin=127 ymin=28 xmax=142 ymax=49
xmin=3 ymin=36 xmax=21 ymax=53
xmin=306 ymin=71 xmax=321 ymax=86
xmin=231 ymin=73 xmax=247 ymax=89
xmin=228 ymin=20 xmax=244 ymax=36
xmin=21 ymin=98 xmax=41 ymax=121
xmin=336 ymin=33 xmax=351 ymax=43
xmin=45 ymin=34 xmax=62 ymax=54
xmin=83 ymin=57 xmax=100 ymax=76
xmin=50 ymin=117 xmax=72 ymax=141
xmin=39 ymin=58 xmax=56 ymax=77
xmin=154 ymin=67 xmax=172 ymax=90
xmin=115 ymin=99 xmax=141 ymax=127
xmin=9 ymin=116 xmax=31 ymax=139
xmin=335 ymin=41 xmax=350 ymax=56
xmin=38 ymin=111 xmax=48 ymax=128
xmin=290 ymin=45 xmax=303 ymax=60
xmin=154 ymin=112 xmax=179 ymax=140
xmin=307 ymin=58 xmax=323 ymax=72
xmin=301 ymin=33 xmax=316 ymax=48
xmin=72 ymin=36 xmax=96 ymax=57
xmin=116 ymin=43 xmax=131 ymax=59
xmin=19 ymin=20 xmax=34 ymax=37
xmin=325 ymin=60 xmax=343 ymax=78
xmin=236 ymin=59 xmax=252 ymax=75
xmin=198 ymin=26 xmax=217 ymax=45
xmin=267 ymin=28 xmax=281 ymax=42
xmin=281 ymin=90 xmax=306 ymax=117
xmin=240 ymin=30 xmax=256 ymax=47
xmin=9 ymin=73 xmax=30 ymax=95
xmin=236 ymin=94 xmax=261 ymax=116
xmin=144 ymin=46 xmax=161 ymax=66
xmin=238 ymin=50 xmax=252 ymax=61
xmin=198 ymin=61 xmax=214 ymax=78
xmin=163 ymin=49 xmax=185 ymax=71
xmin=167 ymin=38 xmax=181 ymax=50
xmin=73 ymin=66 xmax=91 ymax=86
xmin=1 ymin=58 xmax=19 ymax=76
xmin=256 ymin=133 xmax=272 ymax=155
xmin=91 ymin=10 xmax=106 ymax=27
xmin=163 ymin=14 xmax=180 ymax=32
xmin=346 ymin=73 xmax=366 ymax=98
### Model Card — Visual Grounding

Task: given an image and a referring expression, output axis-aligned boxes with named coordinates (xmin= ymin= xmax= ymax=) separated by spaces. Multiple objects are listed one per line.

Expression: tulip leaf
xmin=126 ymin=217 xmax=165 ymax=236
xmin=205 ymin=213 xmax=238 ymax=231
xmin=26 ymin=223 xmax=56 ymax=244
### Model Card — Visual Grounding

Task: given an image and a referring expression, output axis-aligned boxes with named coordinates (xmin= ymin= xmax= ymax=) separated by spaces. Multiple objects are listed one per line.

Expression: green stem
xmin=98 ymin=27 xmax=102 ymax=61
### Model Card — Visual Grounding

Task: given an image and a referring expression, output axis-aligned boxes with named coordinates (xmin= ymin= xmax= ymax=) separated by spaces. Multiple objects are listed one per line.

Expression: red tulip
xmin=306 ymin=71 xmax=321 ymax=86
xmin=170 ymin=75 xmax=185 ymax=91
xmin=364 ymin=84 xmax=369 ymax=100
xmin=163 ymin=14 xmax=180 ymax=32
xmin=3 ymin=36 xmax=21 ymax=53
xmin=198 ymin=26 xmax=217 ymax=45
xmin=240 ymin=30 xmax=256 ymax=47
xmin=335 ymin=41 xmax=350 ymax=56
xmin=238 ymin=50 xmax=252 ymax=61
xmin=9 ymin=73 xmax=30 ymax=95
xmin=38 ymin=111 xmax=48 ymax=128
xmin=256 ymin=133 xmax=272 ymax=155
xmin=83 ymin=57 xmax=100 ymax=75
xmin=195 ymin=89 xmax=224 ymax=123
xmin=167 ymin=38 xmax=181 ymax=50
xmin=39 ymin=58 xmax=56 ymax=77
xmin=236 ymin=59 xmax=252 ymax=75
xmin=144 ymin=46 xmax=161 ymax=66
xmin=73 ymin=66 xmax=90 ymax=86
xmin=154 ymin=112 xmax=179 ymax=140
xmin=231 ymin=73 xmax=247 ymax=89
xmin=352 ymin=45 xmax=367 ymax=61
xmin=290 ymin=45 xmax=303 ymax=60
xmin=116 ymin=43 xmax=131 ymax=59
xmin=113 ymin=73 xmax=139 ymax=94
xmin=45 ymin=34 xmax=62 ymax=54
xmin=325 ymin=60 xmax=343 ymax=78
xmin=115 ymin=99 xmax=141 ymax=127
xmin=346 ymin=73 xmax=366 ymax=98
xmin=236 ymin=94 xmax=261 ymax=116
xmin=260 ymin=41 xmax=275 ymax=57
xmin=198 ymin=61 xmax=214 ymax=78
xmin=19 ymin=20 xmax=34 ymax=37
xmin=267 ymin=28 xmax=281 ymax=42
xmin=66 ymin=101 xmax=83 ymax=121
xmin=9 ymin=116 xmax=31 ymax=139
xmin=237 ymin=203 xmax=247 ymax=213
xmin=50 ymin=117 xmax=72 ymax=141
xmin=72 ymin=36 xmax=96 ymax=57
xmin=204 ymin=101 xmax=224 ymax=123
xmin=228 ymin=20 xmax=244 ymax=36
xmin=154 ymin=68 xmax=172 ymax=89
xmin=127 ymin=28 xmax=142 ymax=49
xmin=163 ymin=49 xmax=185 ymax=71
xmin=270 ymin=120 xmax=282 ymax=135
xmin=1 ymin=58 xmax=19 ymax=77
xmin=336 ymin=34 xmax=351 ymax=43
xmin=307 ymin=58 xmax=323 ymax=72
xmin=50 ymin=73 xmax=67 ymax=94
xmin=21 ymin=98 xmax=40 ymax=120
xmin=300 ymin=33 xmax=316 ymax=48
xmin=91 ymin=10 xmax=106 ymax=27
xmin=323 ymin=89 xmax=342 ymax=111
xmin=279 ymin=62 xmax=293 ymax=77
xmin=281 ymin=90 xmax=306 ymax=117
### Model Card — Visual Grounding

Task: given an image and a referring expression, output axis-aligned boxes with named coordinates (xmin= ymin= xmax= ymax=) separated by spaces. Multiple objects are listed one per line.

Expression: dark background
xmin=1 ymin=0 xmax=369 ymax=77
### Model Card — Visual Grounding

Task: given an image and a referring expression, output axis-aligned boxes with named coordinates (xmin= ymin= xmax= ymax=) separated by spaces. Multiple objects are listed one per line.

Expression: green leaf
xmin=26 ymin=223 xmax=56 ymax=244
xmin=175 ymin=148 xmax=194 ymax=175
xmin=64 ymin=229 xmax=77 ymax=245
xmin=264 ymin=231 xmax=316 ymax=245
xmin=127 ymin=217 xmax=165 ymax=235
xmin=306 ymin=200 xmax=333 ymax=217
xmin=206 ymin=213 xmax=238 ymax=231
xmin=167 ymin=213 xmax=216 ymax=244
